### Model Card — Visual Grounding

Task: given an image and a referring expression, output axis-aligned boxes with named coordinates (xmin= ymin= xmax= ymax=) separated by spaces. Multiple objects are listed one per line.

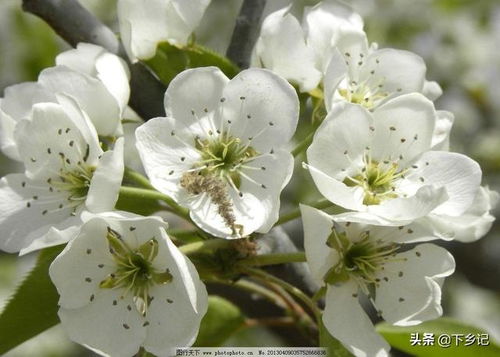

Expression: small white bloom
xmin=253 ymin=1 xmax=365 ymax=92
xmin=301 ymin=205 xmax=455 ymax=357
xmin=306 ymin=94 xmax=481 ymax=224
xmin=0 ymin=97 xmax=124 ymax=253
xmin=136 ymin=67 xmax=299 ymax=238
xmin=324 ymin=45 xmax=441 ymax=111
xmin=0 ymin=44 xmax=130 ymax=160
xmin=118 ymin=0 xmax=211 ymax=62
xmin=420 ymin=186 xmax=498 ymax=243
xmin=49 ymin=212 xmax=208 ymax=357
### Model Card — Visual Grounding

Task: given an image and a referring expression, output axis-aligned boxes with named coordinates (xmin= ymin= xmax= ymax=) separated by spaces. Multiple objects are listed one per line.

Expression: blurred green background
xmin=0 ymin=0 xmax=498 ymax=356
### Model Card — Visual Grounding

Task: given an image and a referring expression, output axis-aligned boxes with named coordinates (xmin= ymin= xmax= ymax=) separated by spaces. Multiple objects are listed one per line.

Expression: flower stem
xmin=291 ymin=130 xmax=315 ymax=157
xmin=275 ymin=198 xmax=333 ymax=226
xmin=123 ymin=167 xmax=154 ymax=189
xmin=179 ymin=238 xmax=231 ymax=255
xmin=237 ymin=252 xmax=306 ymax=267
xmin=241 ymin=267 xmax=321 ymax=321
xmin=118 ymin=186 xmax=190 ymax=220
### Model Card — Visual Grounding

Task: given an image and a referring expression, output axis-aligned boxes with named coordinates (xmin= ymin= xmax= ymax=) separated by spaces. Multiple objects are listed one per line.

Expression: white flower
xmin=136 ymin=67 xmax=298 ymax=238
xmin=306 ymin=94 xmax=481 ymax=224
xmin=324 ymin=44 xmax=442 ymax=111
xmin=252 ymin=1 xmax=365 ymax=92
xmin=0 ymin=44 xmax=129 ymax=160
xmin=49 ymin=212 xmax=208 ymax=357
xmin=301 ymin=205 xmax=455 ymax=357
xmin=0 ymin=96 xmax=124 ymax=253
xmin=419 ymin=186 xmax=498 ymax=243
xmin=118 ymin=0 xmax=211 ymax=62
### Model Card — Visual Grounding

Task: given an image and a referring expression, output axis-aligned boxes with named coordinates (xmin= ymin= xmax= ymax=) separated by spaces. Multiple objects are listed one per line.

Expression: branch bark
xmin=226 ymin=0 xmax=267 ymax=69
xmin=22 ymin=0 xmax=165 ymax=119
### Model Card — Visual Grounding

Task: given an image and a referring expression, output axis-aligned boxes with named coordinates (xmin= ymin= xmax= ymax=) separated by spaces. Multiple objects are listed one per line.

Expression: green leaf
xmin=0 ymin=245 xmax=64 ymax=354
xmin=144 ymin=42 xmax=240 ymax=86
xmin=194 ymin=295 xmax=246 ymax=347
xmin=377 ymin=317 xmax=500 ymax=357
xmin=319 ymin=320 xmax=354 ymax=357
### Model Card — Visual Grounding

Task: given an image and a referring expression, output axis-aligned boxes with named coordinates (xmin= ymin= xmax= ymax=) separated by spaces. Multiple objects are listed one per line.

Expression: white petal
xmin=413 ymin=151 xmax=481 ymax=216
xmin=369 ymin=185 xmax=448 ymax=222
xmin=423 ymin=80 xmax=442 ymax=101
xmin=143 ymin=231 xmax=208 ymax=354
xmin=0 ymin=82 xmax=54 ymax=160
xmin=187 ymin=188 xmax=266 ymax=239
xmin=56 ymin=43 xmax=106 ymax=75
xmin=219 ymin=68 xmax=299 ymax=152
xmin=424 ymin=186 xmax=498 ymax=242
xmin=86 ymin=138 xmax=125 ymax=212
xmin=254 ymin=7 xmax=321 ymax=92
xmin=306 ymin=164 xmax=364 ymax=211
xmin=307 ymin=103 xmax=372 ymax=181
xmin=374 ymin=244 xmax=455 ymax=326
xmin=372 ymin=93 xmax=436 ymax=167
xmin=122 ymin=114 xmax=145 ymax=174
xmin=362 ymin=49 xmax=426 ymax=96
xmin=95 ymin=52 xmax=131 ymax=113
xmin=117 ymin=0 xmax=210 ymax=61
xmin=58 ymin=289 xmax=145 ymax=357
xmin=0 ymin=108 xmax=20 ymax=161
xmin=304 ymin=1 xmax=366 ymax=71
xmin=19 ymin=225 xmax=80 ymax=255
xmin=432 ymin=110 xmax=454 ymax=150
xmin=39 ymin=66 xmax=122 ymax=136
xmin=332 ymin=213 xmax=438 ymax=244
xmin=49 ymin=218 xmax=115 ymax=309
xmin=135 ymin=116 xmax=200 ymax=201
xmin=300 ymin=204 xmax=339 ymax=284
xmin=323 ymin=282 xmax=390 ymax=357
xmin=15 ymin=101 xmax=101 ymax=178
xmin=241 ymin=149 xmax=294 ymax=233
xmin=0 ymin=174 xmax=83 ymax=253
xmin=323 ymin=49 xmax=348 ymax=112
xmin=164 ymin=67 xmax=229 ymax=129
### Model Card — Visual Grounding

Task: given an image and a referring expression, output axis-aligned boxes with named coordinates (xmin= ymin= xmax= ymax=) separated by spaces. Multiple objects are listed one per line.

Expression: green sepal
xmin=194 ymin=295 xmax=246 ymax=347
xmin=376 ymin=318 xmax=500 ymax=357
xmin=144 ymin=42 xmax=240 ymax=86
xmin=0 ymin=245 xmax=64 ymax=355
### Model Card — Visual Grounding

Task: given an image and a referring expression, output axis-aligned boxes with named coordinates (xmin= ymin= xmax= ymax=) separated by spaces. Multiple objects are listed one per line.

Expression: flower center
xmin=195 ymin=135 xmax=258 ymax=188
xmin=337 ymin=83 xmax=388 ymax=109
xmin=51 ymin=163 xmax=95 ymax=202
xmin=344 ymin=159 xmax=405 ymax=205
xmin=323 ymin=228 xmax=400 ymax=291
xmin=99 ymin=228 xmax=172 ymax=314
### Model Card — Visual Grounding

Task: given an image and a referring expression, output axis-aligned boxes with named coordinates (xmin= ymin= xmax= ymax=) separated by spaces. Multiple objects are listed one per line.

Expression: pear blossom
xmin=117 ymin=0 xmax=212 ymax=62
xmin=301 ymin=205 xmax=455 ymax=357
xmin=49 ymin=212 xmax=208 ymax=357
xmin=0 ymin=96 xmax=124 ymax=253
xmin=306 ymin=94 xmax=482 ymax=225
xmin=136 ymin=67 xmax=298 ymax=238
xmin=323 ymin=44 xmax=442 ymax=111
xmin=419 ymin=186 xmax=498 ymax=242
xmin=0 ymin=43 xmax=129 ymax=160
xmin=252 ymin=1 xmax=365 ymax=92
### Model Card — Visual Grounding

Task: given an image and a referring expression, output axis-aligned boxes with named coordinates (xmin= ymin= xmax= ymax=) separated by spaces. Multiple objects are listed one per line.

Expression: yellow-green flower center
xmin=344 ymin=160 xmax=405 ymax=205
xmin=323 ymin=228 xmax=400 ymax=289
xmin=99 ymin=228 xmax=172 ymax=313
xmin=195 ymin=135 xmax=258 ymax=188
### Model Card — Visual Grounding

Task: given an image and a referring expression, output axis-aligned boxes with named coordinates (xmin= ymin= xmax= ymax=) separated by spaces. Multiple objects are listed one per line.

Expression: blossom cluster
xmin=0 ymin=1 xmax=497 ymax=357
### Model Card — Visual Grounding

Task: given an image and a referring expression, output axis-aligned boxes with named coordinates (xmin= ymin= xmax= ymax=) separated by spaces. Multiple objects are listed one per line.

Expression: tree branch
xmin=22 ymin=0 xmax=165 ymax=119
xmin=226 ymin=0 xmax=267 ymax=69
